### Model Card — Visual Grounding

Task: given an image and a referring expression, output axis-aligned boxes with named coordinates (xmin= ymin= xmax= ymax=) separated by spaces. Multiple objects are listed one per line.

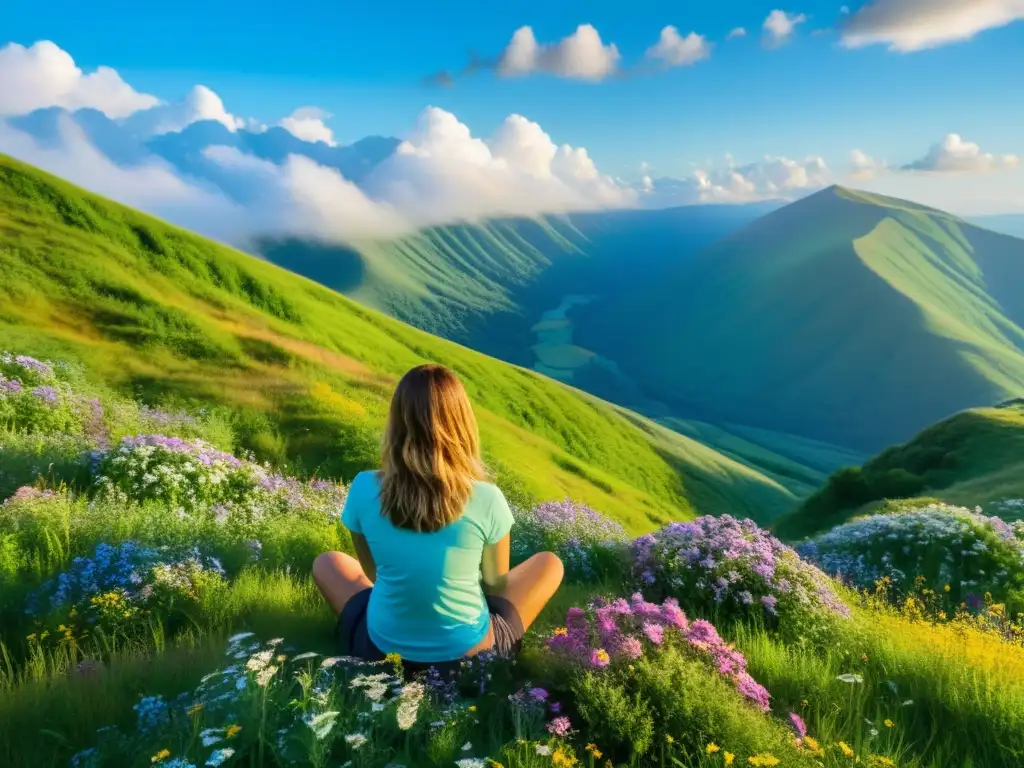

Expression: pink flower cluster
xmin=547 ymin=594 xmax=771 ymax=712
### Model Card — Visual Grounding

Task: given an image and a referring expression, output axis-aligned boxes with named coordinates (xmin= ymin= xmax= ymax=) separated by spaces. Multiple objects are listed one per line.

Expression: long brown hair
xmin=378 ymin=364 xmax=485 ymax=532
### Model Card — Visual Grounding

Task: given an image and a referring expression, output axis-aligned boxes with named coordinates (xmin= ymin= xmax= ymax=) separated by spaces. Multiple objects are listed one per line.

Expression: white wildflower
xmin=836 ymin=673 xmax=864 ymax=684
xmin=255 ymin=665 xmax=278 ymax=687
xmin=305 ymin=711 xmax=340 ymax=741
xmin=345 ymin=733 xmax=368 ymax=750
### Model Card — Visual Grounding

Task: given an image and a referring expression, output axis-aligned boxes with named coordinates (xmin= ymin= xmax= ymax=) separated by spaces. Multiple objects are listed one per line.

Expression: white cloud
xmin=727 ymin=27 xmax=749 ymax=39
xmin=0 ymin=115 xmax=247 ymax=240
xmin=361 ymin=107 xmax=634 ymax=225
xmin=641 ymin=154 xmax=831 ymax=207
xmin=203 ymin=146 xmax=405 ymax=239
xmin=126 ymin=85 xmax=244 ymax=136
xmin=0 ymin=41 xmax=158 ymax=118
xmin=849 ymin=149 xmax=888 ymax=178
xmin=902 ymin=133 xmax=1020 ymax=173
xmin=841 ymin=0 xmax=1024 ymax=52
xmin=496 ymin=24 xmax=621 ymax=81
xmin=645 ymin=26 xmax=712 ymax=67
xmin=763 ymin=10 xmax=809 ymax=45
xmin=278 ymin=107 xmax=336 ymax=145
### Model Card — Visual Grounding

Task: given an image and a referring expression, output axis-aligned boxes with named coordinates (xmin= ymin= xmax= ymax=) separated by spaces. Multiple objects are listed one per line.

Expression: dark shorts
xmin=336 ymin=588 xmax=524 ymax=676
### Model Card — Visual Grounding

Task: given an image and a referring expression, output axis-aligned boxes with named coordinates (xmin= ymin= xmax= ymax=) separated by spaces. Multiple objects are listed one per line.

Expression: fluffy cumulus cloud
xmin=360 ymin=108 xmax=634 ymax=224
xmin=0 ymin=41 xmax=159 ymax=118
xmin=645 ymin=26 xmax=712 ymax=67
xmin=639 ymin=155 xmax=831 ymax=207
xmin=763 ymin=10 xmax=809 ymax=45
xmin=496 ymin=24 xmax=621 ymax=81
xmin=0 ymin=115 xmax=247 ymax=240
xmin=849 ymin=149 xmax=888 ymax=178
xmin=727 ymin=27 xmax=749 ymax=39
xmin=841 ymin=0 xmax=1024 ymax=52
xmin=278 ymin=107 xmax=336 ymax=145
xmin=125 ymin=85 xmax=245 ymax=136
xmin=902 ymin=134 xmax=1020 ymax=173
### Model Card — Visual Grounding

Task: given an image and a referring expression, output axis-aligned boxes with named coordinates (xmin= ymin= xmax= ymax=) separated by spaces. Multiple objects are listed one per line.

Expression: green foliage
xmin=568 ymin=647 xmax=811 ymax=765
xmin=0 ymin=153 xmax=805 ymax=530
xmin=777 ymin=403 xmax=1024 ymax=540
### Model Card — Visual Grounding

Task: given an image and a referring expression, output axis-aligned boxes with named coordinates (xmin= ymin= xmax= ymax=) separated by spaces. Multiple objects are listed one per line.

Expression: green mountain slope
xmin=258 ymin=204 xmax=775 ymax=365
xmin=577 ymin=185 xmax=1024 ymax=453
xmin=774 ymin=400 xmax=1024 ymax=539
xmin=0 ymin=154 xmax=801 ymax=530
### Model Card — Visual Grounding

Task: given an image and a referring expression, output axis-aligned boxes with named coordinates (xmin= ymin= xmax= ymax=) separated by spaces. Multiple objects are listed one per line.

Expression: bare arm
xmin=351 ymin=533 xmax=377 ymax=584
xmin=481 ymin=532 xmax=510 ymax=594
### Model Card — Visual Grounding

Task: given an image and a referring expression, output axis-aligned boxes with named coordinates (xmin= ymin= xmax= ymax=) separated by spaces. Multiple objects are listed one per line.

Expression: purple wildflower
xmin=788 ymin=712 xmax=807 ymax=739
xmin=546 ymin=716 xmax=572 ymax=737
xmin=31 ymin=385 xmax=59 ymax=405
xmin=528 ymin=687 xmax=549 ymax=701
xmin=642 ymin=623 xmax=664 ymax=645
xmin=589 ymin=648 xmax=611 ymax=669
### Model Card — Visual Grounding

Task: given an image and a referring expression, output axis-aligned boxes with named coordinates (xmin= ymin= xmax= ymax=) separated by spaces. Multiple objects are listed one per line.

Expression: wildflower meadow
xmin=3 ymin=351 xmax=1024 ymax=768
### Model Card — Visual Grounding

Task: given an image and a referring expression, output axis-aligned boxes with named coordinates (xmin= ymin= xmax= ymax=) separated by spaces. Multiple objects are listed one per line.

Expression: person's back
xmin=312 ymin=363 xmax=564 ymax=667
xmin=342 ymin=471 xmax=512 ymax=661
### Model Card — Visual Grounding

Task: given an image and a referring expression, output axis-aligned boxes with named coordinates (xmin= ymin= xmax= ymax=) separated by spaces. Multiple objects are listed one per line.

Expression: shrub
xmin=799 ymin=503 xmax=1024 ymax=613
xmin=545 ymin=594 xmax=771 ymax=713
xmin=543 ymin=597 xmax=812 ymax=765
xmin=512 ymin=500 xmax=627 ymax=582
xmin=25 ymin=540 xmax=226 ymax=642
xmin=631 ymin=516 xmax=850 ymax=640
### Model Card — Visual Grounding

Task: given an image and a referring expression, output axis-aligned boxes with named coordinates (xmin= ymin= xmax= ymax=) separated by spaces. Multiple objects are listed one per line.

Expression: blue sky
xmin=3 ymin=0 xmax=1022 ymax=179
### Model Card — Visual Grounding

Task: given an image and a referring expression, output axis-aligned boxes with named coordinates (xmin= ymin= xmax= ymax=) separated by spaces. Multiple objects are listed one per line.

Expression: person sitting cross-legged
xmin=313 ymin=364 xmax=564 ymax=675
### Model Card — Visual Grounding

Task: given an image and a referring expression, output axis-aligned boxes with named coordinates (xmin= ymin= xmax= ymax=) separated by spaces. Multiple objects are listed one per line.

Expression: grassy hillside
xmin=0 ymin=154 xmax=802 ymax=530
xmin=578 ymin=185 xmax=1024 ymax=453
xmin=259 ymin=204 xmax=773 ymax=363
xmin=774 ymin=400 xmax=1024 ymax=539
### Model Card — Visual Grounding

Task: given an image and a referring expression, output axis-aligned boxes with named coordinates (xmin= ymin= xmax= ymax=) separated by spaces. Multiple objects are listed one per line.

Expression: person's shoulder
xmin=470 ymin=481 xmax=511 ymax=513
xmin=349 ymin=470 xmax=381 ymax=496
xmin=471 ymin=480 xmax=503 ymax=500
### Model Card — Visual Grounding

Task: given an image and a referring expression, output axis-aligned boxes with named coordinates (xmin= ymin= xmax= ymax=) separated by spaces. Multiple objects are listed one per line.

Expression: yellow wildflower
xmin=706 ymin=742 xmax=720 ymax=754
xmin=944 ymin=584 xmax=951 ymax=592
xmin=151 ymin=749 xmax=171 ymax=763
xmin=803 ymin=736 xmax=822 ymax=755
xmin=226 ymin=724 xmax=242 ymax=738
xmin=838 ymin=741 xmax=854 ymax=758
xmin=586 ymin=744 xmax=603 ymax=759
xmin=747 ymin=755 xmax=780 ymax=767
xmin=884 ymin=719 xmax=894 ymax=728
xmin=867 ymin=757 xmax=896 ymax=767
xmin=724 ymin=752 xmax=735 ymax=766
xmin=553 ymin=627 xmax=568 ymax=637
xmin=468 ymin=705 xmax=477 ymax=712
xmin=552 ymin=748 xmax=576 ymax=767
xmin=385 ymin=652 xmax=402 ymax=667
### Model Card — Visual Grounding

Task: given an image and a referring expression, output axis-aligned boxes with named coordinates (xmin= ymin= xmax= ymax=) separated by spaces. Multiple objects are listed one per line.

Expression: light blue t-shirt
xmin=340 ymin=471 xmax=515 ymax=662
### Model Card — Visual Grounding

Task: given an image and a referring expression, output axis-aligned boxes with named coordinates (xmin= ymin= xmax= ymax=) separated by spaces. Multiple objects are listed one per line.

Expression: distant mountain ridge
xmin=574 ymin=185 xmax=1024 ymax=452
